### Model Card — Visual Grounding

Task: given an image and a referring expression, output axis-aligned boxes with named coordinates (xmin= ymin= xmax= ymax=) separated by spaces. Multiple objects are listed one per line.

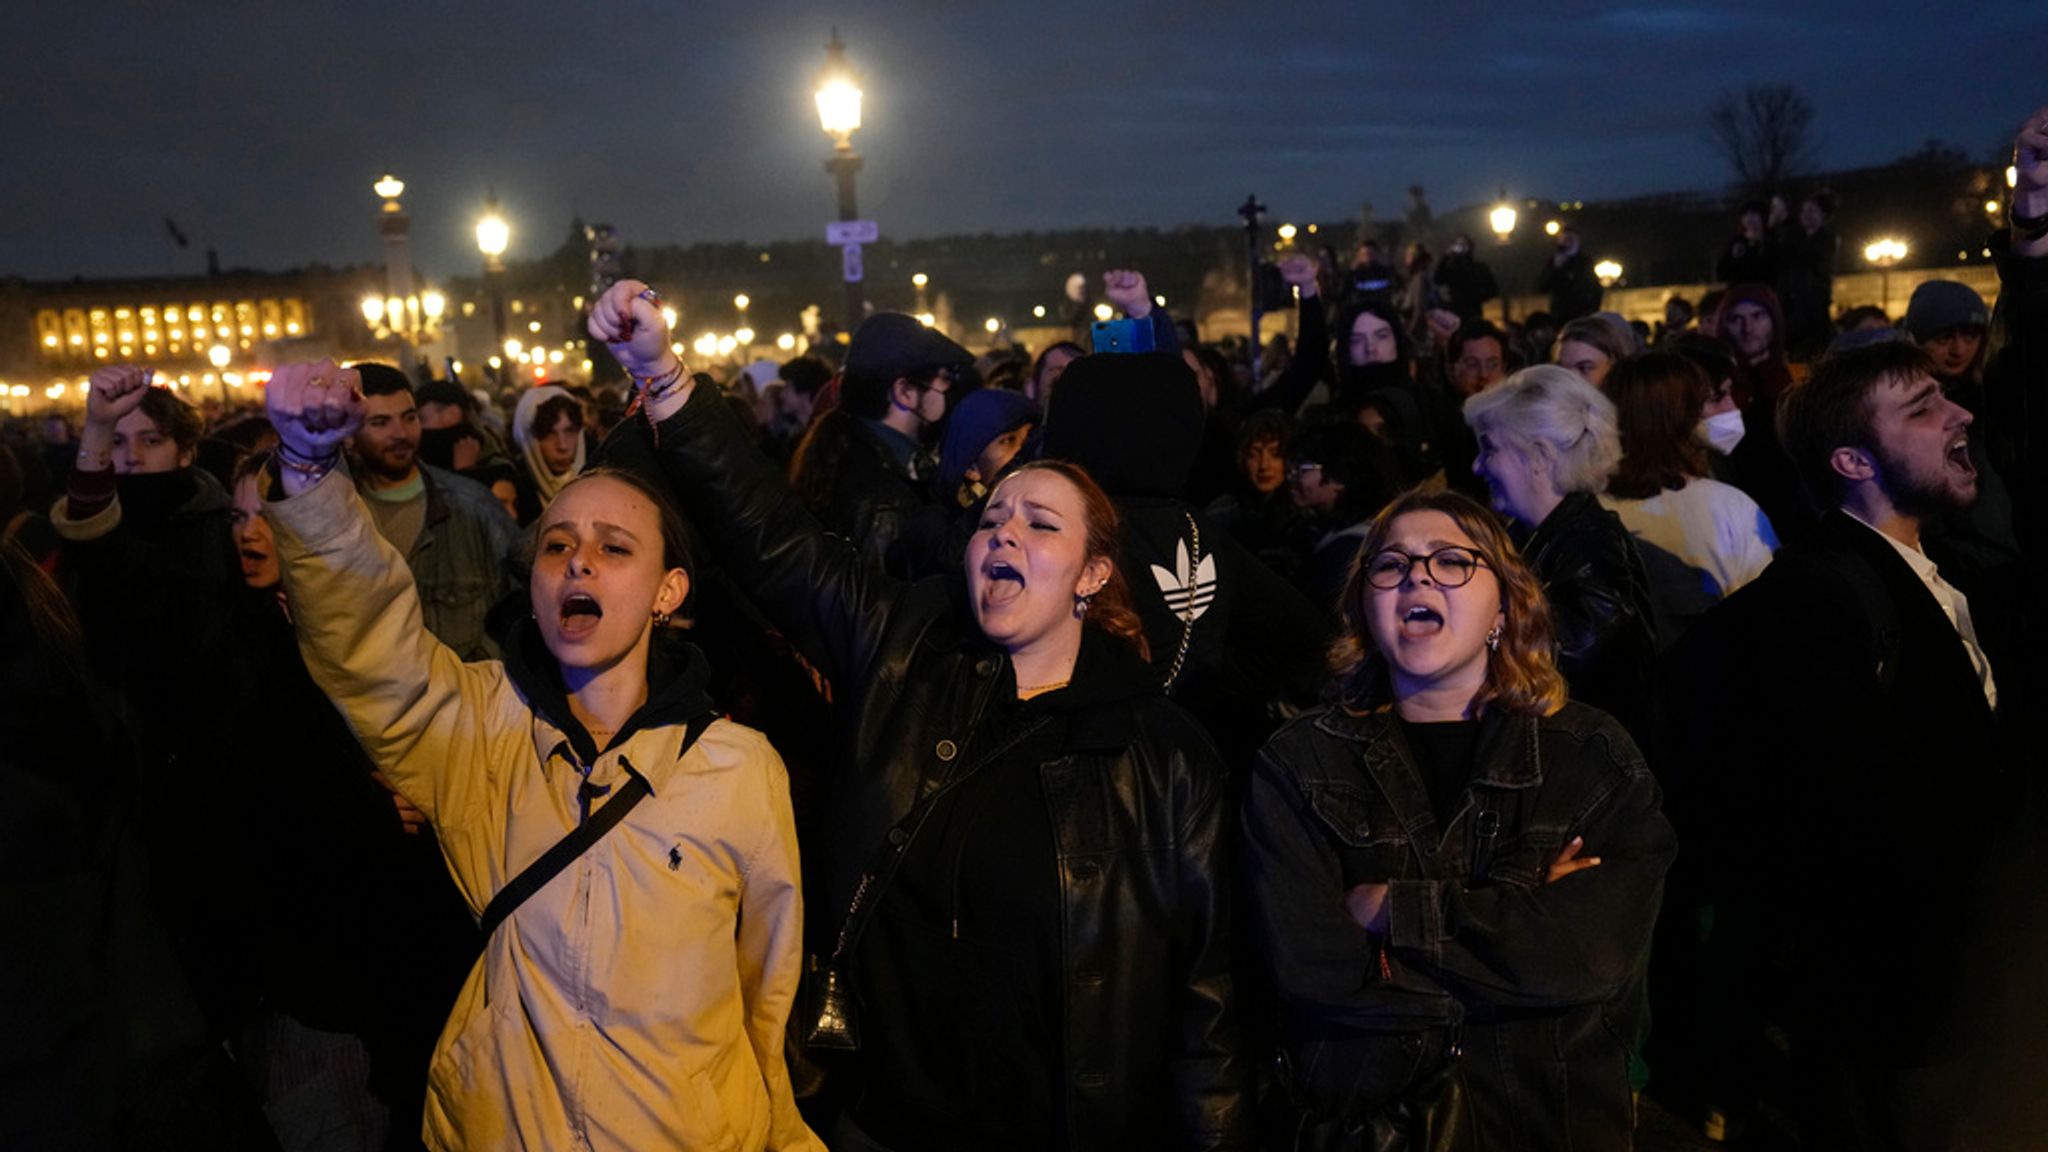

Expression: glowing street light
xmin=1864 ymin=237 xmax=1909 ymax=314
xmin=735 ymin=327 xmax=756 ymax=345
xmin=916 ymin=312 xmax=937 ymax=328
xmin=207 ymin=344 xmax=231 ymax=369
xmin=361 ymin=295 xmax=386 ymax=325
xmin=373 ymin=172 xmax=405 ymax=209
xmin=911 ymin=272 xmax=928 ymax=289
xmin=776 ymin=333 xmax=797 ymax=351
xmin=1489 ymin=202 xmax=1518 ymax=243
xmin=1544 ymin=219 xmax=1562 ymax=237
xmin=1593 ymin=259 xmax=1624 ymax=287
xmin=733 ymin=293 xmax=751 ymax=313
xmin=1092 ymin=302 xmax=1114 ymax=322
xmin=984 ymin=317 xmax=1002 ymax=334
xmin=475 ymin=200 xmax=509 ymax=264
xmin=421 ymin=291 xmax=446 ymax=320
xmin=1277 ymin=223 xmax=1298 ymax=244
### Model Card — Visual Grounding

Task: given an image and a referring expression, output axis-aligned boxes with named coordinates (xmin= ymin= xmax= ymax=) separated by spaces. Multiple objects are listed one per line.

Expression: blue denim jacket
xmin=1242 ymin=702 xmax=1675 ymax=1149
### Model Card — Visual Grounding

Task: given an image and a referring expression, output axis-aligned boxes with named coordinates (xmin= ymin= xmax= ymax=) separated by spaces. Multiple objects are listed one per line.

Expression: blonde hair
xmin=1462 ymin=364 xmax=1622 ymax=496
xmin=1329 ymin=488 xmax=1567 ymax=717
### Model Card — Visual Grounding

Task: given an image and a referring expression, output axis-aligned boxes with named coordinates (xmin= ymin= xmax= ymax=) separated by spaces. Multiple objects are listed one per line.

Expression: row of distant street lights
xmin=377 ymin=34 xmax=2017 ymax=373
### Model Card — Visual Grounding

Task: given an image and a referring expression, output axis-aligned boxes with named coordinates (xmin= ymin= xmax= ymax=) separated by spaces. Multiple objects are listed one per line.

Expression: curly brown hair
xmin=1329 ymin=488 xmax=1566 ymax=717
xmin=999 ymin=459 xmax=1150 ymax=662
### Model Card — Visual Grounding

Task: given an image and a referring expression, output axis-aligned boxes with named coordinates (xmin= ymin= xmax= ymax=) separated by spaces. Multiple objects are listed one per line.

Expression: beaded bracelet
xmin=633 ymin=359 xmax=687 ymax=401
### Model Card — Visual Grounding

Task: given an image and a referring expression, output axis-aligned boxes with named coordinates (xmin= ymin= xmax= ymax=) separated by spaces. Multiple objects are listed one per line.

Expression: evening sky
xmin=4 ymin=0 xmax=2041 ymax=280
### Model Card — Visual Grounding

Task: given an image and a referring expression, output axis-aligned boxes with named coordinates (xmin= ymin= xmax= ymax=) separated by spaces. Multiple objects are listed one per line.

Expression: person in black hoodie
xmin=1041 ymin=350 xmax=1331 ymax=769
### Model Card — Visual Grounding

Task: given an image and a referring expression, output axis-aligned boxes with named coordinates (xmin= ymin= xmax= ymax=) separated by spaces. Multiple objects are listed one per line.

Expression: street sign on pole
xmin=842 ymin=243 xmax=864 ymax=284
xmin=827 ymin=219 xmax=879 ymax=245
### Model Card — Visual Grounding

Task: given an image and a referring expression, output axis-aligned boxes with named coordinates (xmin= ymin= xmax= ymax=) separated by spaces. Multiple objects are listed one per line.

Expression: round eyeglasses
xmin=1362 ymin=546 xmax=1491 ymax=590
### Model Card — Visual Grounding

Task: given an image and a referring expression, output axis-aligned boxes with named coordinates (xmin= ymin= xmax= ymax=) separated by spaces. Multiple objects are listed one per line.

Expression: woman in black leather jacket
xmin=1241 ymin=488 xmax=1675 ymax=1150
xmin=1463 ymin=366 xmax=1656 ymax=739
xmin=588 ymin=281 xmax=1251 ymax=1152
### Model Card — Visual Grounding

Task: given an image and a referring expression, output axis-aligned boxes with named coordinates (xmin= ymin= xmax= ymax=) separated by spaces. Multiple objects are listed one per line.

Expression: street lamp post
xmin=476 ymin=191 xmax=510 ymax=383
xmin=816 ymin=30 xmax=865 ymax=331
xmin=1489 ymin=192 xmax=1519 ymax=323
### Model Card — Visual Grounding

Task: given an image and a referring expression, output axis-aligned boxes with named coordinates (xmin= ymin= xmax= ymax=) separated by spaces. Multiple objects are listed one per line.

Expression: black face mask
xmin=417 ymin=422 xmax=473 ymax=470
xmin=1337 ymin=358 xmax=1410 ymax=401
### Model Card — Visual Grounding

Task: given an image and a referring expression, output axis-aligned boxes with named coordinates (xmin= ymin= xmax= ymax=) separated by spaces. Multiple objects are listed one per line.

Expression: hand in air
xmin=84 ymin=364 xmax=154 ymax=429
xmin=1277 ymin=253 xmax=1320 ymax=295
xmin=265 ymin=359 xmax=364 ymax=461
xmin=1102 ymin=269 xmax=1153 ymax=318
xmin=587 ymin=279 xmax=679 ymax=379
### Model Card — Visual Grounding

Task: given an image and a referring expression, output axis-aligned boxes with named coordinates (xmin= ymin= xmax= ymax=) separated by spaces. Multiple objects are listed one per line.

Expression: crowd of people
xmin=2 ymin=108 xmax=2044 ymax=1152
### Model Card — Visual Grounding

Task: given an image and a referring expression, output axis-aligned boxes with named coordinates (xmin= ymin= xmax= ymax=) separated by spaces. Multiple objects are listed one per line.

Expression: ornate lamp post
xmin=816 ymin=30 xmax=865 ymax=330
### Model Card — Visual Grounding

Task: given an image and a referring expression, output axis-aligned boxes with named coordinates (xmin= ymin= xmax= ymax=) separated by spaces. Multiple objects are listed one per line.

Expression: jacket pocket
xmin=1303 ymin=780 xmax=1405 ymax=849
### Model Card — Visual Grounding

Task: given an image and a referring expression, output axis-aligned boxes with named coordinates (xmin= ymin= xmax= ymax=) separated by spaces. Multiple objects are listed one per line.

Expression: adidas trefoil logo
xmin=1150 ymin=539 xmax=1217 ymax=623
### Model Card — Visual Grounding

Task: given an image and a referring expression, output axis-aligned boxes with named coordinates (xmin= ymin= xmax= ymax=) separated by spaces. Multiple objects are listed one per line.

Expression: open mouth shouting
xmin=1946 ymin=434 xmax=1975 ymax=479
xmin=1399 ymin=603 xmax=1445 ymax=637
xmin=558 ymin=592 xmax=604 ymax=642
xmin=980 ymin=559 xmax=1025 ymax=611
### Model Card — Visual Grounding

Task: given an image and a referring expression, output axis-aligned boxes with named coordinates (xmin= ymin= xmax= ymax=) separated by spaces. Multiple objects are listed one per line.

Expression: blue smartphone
xmin=1090 ymin=317 xmax=1155 ymax=354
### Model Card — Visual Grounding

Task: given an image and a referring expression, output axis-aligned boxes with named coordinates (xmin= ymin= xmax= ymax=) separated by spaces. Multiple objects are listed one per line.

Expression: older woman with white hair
xmin=1465 ymin=365 xmax=1656 ymax=735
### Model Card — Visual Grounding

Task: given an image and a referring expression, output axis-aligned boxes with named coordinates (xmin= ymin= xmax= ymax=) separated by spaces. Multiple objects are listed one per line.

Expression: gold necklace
xmin=1016 ymin=679 xmax=1070 ymax=698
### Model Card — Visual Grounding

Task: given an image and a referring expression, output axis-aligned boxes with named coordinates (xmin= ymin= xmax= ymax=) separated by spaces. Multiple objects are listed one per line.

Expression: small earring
xmin=653 ymin=609 xmax=672 ymax=627
xmin=1486 ymin=622 xmax=1503 ymax=652
xmin=1075 ymin=594 xmax=1093 ymax=618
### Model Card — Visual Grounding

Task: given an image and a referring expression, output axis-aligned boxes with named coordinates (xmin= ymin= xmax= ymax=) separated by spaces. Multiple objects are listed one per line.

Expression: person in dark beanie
xmin=1042 ymin=351 xmax=1327 ymax=766
xmin=890 ymin=387 xmax=1047 ymax=582
xmin=937 ymin=387 xmax=1039 ymax=511
xmin=1903 ymin=281 xmax=1991 ymax=398
xmin=788 ymin=313 xmax=972 ymax=577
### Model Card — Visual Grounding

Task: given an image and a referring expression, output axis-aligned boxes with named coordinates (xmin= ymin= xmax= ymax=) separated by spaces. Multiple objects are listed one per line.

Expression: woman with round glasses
xmin=1241 ymin=488 xmax=1676 ymax=1149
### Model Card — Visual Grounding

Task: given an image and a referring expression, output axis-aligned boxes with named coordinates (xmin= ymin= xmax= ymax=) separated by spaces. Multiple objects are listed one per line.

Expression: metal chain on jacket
xmin=1162 ymin=511 xmax=1201 ymax=693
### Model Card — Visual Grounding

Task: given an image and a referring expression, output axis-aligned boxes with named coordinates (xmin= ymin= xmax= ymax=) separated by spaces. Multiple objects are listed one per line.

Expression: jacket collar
xmin=1311 ymin=704 xmax=1543 ymax=791
xmin=501 ymin=619 xmax=718 ymax=793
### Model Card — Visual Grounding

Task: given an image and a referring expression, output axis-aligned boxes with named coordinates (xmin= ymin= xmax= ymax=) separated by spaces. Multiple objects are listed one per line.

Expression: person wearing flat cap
xmin=787 ymin=313 xmax=973 ymax=577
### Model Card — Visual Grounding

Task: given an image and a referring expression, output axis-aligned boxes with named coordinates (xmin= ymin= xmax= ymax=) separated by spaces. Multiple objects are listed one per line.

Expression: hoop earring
xmin=1486 ymin=622 xmax=1503 ymax=652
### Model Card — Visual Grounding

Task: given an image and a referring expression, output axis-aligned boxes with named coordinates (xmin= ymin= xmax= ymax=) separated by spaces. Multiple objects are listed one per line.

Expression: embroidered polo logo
xmin=668 ymin=846 xmax=682 ymax=871
xmin=1150 ymin=538 xmax=1217 ymax=623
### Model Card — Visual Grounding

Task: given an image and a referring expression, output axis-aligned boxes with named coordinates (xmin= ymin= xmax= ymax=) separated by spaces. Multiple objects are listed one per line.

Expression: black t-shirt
xmin=853 ymin=668 xmax=1069 ymax=1150
xmin=1400 ymin=717 xmax=1481 ymax=828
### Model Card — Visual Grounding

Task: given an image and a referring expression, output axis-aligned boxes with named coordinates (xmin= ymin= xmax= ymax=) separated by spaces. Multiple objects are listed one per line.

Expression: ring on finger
xmin=638 ymin=287 xmax=663 ymax=305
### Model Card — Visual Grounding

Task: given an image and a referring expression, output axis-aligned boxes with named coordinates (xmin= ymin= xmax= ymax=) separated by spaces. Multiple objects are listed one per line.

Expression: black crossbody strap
xmin=476 ymin=712 xmax=714 ymax=945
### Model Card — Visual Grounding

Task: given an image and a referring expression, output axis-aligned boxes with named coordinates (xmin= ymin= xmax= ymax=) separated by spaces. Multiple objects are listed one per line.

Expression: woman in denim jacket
xmin=1242 ymin=488 xmax=1675 ymax=1150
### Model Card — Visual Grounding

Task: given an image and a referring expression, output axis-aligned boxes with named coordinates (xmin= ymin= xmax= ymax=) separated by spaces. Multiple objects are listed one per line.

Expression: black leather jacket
xmin=1520 ymin=493 xmax=1657 ymax=738
xmin=617 ymin=387 xmax=1252 ymax=1151
xmin=1242 ymin=703 xmax=1675 ymax=1150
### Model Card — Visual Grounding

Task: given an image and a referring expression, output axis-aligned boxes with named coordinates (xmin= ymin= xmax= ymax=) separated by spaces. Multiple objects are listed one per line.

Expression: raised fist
xmin=1277 ymin=253 xmax=1319 ymax=293
xmin=84 ymin=364 xmax=153 ymax=428
xmin=1102 ymin=269 xmax=1153 ymax=318
xmin=265 ymin=358 xmax=364 ymax=463
xmin=588 ymin=279 xmax=680 ymax=379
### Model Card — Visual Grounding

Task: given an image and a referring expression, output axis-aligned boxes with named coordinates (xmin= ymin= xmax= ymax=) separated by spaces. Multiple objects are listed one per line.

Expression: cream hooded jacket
xmin=268 ymin=467 xmax=821 ymax=1152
